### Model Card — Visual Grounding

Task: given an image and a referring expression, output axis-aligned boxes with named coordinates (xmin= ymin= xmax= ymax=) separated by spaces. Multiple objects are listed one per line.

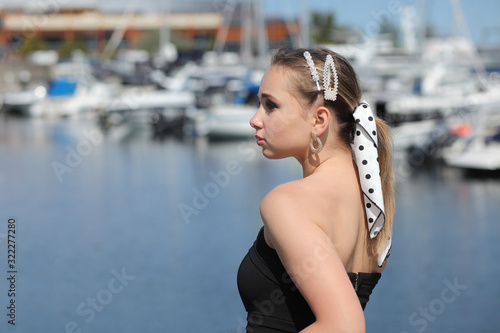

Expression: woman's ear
xmin=312 ymin=106 xmax=331 ymax=136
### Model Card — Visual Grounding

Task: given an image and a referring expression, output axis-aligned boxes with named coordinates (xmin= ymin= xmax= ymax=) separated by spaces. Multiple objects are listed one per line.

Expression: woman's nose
xmin=249 ymin=109 xmax=263 ymax=130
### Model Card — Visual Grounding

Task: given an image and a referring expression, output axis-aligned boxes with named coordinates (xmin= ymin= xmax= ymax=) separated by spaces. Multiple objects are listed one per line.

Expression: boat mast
xmin=300 ymin=0 xmax=310 ymax=47
xmin=100 ymin=1 xmax=137 ymax=59
xmin=449 ymin=0 xmax=489 ymax=90
xmin=241 ymin=0 xmax=253 ymax=65
xmin=253 ymin=0 xmax=268 ymax=68
xmin=213 ymin=0 xmax=236 ymax=55
xmin=159 ymin=0 xmax=171 ymax=52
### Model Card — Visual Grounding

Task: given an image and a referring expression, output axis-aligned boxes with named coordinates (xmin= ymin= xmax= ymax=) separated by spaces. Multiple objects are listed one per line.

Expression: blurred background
xmin=1 ymin=0 xmax=499 ymax=332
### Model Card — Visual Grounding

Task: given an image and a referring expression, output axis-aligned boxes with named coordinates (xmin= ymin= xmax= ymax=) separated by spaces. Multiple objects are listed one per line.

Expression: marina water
xmin=1 ymin=116 xmax=499 ymax=332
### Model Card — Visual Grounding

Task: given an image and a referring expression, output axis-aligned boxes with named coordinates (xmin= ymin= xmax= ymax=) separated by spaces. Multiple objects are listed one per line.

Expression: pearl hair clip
xmin=303 ymin=51 xmax=339 ymax=102
xmin=303 ymin=51 xmax=321 ymax=91
xmin=323 ymin=54 xmax=339 ymax=102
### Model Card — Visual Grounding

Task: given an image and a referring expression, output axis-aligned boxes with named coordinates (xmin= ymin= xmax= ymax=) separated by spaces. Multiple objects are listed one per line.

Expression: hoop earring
xmin=310 ymin=132 xmax=323 ymax=154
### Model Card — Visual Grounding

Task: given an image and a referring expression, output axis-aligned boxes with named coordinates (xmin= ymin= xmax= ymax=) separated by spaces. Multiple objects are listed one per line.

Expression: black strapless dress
xmin=237 ymin=227 xmax=381 ymax=332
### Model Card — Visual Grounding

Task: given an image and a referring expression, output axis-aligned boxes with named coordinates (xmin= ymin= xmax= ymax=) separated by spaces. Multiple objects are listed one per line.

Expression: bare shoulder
xmin=260 ymin=181 xmax=309 ymax=237
xmin=261 ymin=181 xmax=303 ymax=206
xmin=261 ymin=171 xmax=362 ymax=258
xmin=260 ymin=181 xmax=310 ymax=222
xmin=260 ymin=172 xmax=358 ymax=226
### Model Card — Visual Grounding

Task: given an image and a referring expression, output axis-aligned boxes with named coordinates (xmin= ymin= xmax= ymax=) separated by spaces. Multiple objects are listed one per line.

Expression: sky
xmin=1 ymin=0 xmax=499 ymax=46
xmin=264 ymin=0 xmax=500 ymax=46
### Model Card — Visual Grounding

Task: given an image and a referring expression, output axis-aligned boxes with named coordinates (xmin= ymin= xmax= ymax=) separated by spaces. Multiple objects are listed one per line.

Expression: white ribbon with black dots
xmin=351 ymin=101 xmax=391 ymax=267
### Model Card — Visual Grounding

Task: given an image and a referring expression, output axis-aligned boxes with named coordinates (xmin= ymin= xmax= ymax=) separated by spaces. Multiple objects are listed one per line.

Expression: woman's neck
xmin=299 ymin=145 xmax=353 ymax=178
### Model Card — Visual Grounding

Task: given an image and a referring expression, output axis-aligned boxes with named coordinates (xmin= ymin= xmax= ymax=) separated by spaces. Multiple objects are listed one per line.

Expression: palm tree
xmin=18 ymin=35 xmax=48 ymax=58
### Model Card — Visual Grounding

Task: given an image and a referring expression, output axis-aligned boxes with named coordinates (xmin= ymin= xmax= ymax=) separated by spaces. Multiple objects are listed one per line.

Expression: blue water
xmin=1 ymin=116 xmax=499 ymax=333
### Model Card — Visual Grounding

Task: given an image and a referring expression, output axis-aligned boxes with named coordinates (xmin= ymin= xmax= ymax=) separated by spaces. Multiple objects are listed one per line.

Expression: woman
xmin=237 ymin=47 xmax=395 ymax=332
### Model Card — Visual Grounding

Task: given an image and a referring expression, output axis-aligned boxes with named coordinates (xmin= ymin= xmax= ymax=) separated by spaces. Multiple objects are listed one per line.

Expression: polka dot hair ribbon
xmin=351 ymin=101 xmax=391 ymax=267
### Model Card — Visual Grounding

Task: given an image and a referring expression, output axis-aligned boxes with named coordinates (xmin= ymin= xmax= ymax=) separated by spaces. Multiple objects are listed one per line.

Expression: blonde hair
xmin=271 ymin=47 xmax=395 ymax=258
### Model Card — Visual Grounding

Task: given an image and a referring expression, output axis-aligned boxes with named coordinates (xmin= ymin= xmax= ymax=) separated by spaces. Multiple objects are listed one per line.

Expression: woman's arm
xmin=261 ymin=184 xmax=366 ymax=333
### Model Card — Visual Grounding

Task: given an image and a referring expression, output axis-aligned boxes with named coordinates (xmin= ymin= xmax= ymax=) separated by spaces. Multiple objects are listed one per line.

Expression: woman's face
xmin=250 ymin=66 xmax=313 ymax=160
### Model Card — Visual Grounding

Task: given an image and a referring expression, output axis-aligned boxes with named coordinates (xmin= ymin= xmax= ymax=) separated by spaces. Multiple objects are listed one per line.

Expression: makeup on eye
xmin=265 ymin=101 xmax=277 ymax=111
xmin=257 ymin=93 xmax=279 ymax=112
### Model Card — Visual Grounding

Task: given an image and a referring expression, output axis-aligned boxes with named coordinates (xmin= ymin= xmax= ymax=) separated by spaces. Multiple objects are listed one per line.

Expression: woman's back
xmin=263 ymin=150 xmax=383 ymax=274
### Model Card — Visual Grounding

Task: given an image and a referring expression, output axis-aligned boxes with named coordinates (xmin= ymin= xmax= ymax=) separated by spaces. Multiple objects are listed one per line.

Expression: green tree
xmin=58 ymin=38 xmax=88 ymax=58
xmin=378 ymin=17 xmax=400 ymax=46
xmin=135 ymin=30 xmax=203 ymax=53
xmin=311 ymin=11 xmax=337 ymax=44
xmin=425 ymin=25 xmax=437 ymax=38
xmin=18 ymin=35 xmax=48 ymax=58
xmin=135 ymin=31 xmax=160 ymax=54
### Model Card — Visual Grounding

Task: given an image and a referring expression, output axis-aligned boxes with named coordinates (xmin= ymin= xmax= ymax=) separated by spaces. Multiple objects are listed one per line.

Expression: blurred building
xmin=0 ymin=2 xmax=299 ymax=60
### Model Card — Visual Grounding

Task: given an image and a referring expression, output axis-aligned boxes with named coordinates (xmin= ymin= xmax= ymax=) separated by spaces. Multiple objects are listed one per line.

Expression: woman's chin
xmin=262 ymin=149 xmax=286 ymax=160
xmin=261 ymin=149 xmax=274 ymax=159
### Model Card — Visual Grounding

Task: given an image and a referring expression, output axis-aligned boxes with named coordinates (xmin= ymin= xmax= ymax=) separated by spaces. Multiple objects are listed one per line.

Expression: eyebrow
xmin=257 ymin=92 xmax=275 ymax=100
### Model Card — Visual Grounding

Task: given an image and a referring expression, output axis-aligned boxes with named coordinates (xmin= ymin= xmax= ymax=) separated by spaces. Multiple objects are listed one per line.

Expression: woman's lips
xmin=255 ymin=135 xmax=265 ymax=146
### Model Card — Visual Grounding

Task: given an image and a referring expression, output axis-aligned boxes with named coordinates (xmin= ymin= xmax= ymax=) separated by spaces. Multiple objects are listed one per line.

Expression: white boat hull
xmin=445 ymin=144 xmax=500 ymax=170
xmin=195 ymin=104 xmax=255 ymax=139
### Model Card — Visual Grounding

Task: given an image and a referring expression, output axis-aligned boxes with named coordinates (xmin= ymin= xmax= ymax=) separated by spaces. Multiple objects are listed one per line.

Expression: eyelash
xmin=260 ymin=100 xmax=276 ymax=112
xmin=268 ymin=101 xmax=278 ymax=109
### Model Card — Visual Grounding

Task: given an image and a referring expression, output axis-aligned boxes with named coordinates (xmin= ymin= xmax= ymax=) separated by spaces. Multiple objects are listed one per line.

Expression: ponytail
xmin=372 ymin=118 xmax=395 ymax=258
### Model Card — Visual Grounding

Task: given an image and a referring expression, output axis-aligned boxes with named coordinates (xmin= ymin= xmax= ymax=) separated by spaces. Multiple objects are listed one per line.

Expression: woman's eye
xmin=266 ymin=101 xmax=277 ymax=111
